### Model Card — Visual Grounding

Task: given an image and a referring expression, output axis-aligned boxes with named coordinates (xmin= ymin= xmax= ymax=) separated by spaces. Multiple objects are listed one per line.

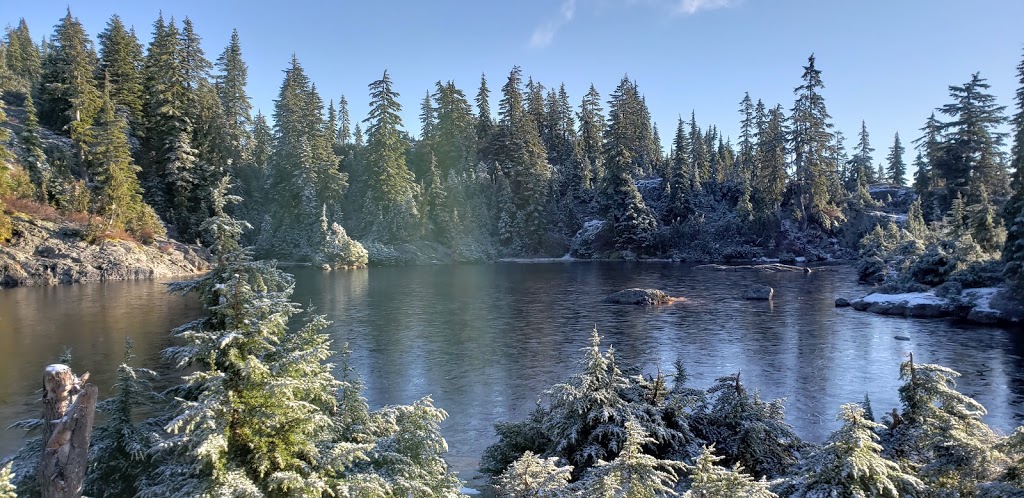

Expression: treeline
xmin=1 ymin=10 xmax=1022 ymax=276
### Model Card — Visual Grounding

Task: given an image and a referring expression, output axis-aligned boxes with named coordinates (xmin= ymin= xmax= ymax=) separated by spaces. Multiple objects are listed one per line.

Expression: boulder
xmin=604 ymin=288 xmax=673 ymax=306
xmin=834 ymin=297 xmax=851 ymax=307
xmin=742 ymin=284 xmax=774 ymax=300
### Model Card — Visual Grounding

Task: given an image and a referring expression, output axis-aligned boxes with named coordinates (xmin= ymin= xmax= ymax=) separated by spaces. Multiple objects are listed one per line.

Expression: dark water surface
xmin=2 ymin=262 xmax=1023 ymax=478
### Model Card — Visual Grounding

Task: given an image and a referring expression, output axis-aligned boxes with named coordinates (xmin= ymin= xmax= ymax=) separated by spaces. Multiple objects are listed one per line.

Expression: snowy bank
xmin=848 ymin=287 xmax=1021 ymax=325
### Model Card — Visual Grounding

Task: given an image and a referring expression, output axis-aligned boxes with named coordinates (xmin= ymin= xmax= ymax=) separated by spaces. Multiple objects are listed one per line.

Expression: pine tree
xmin=682 ymin=446 xmax=777 ymax=498
xmin=778 ymin=404 xmax=923 ymax=498
xmin=4 ymin=19 xmax=42 ymax=90
xmin=90 ymin=81 xmax=164 ymax=238
xmin=20 ymin=91 xmax=47 ymax=200
xmin=476 ymin=72 xmax=496 ymax=168
xmin=39 ymin=8 xmax=101 ymax=153
xmin=790 ymin=54 xmax=841 ymax=230
xmin=689 ymin=112 xmax=708 ymax=191
xmin=753 ymin=105 xmax=787 ymax=214
xmin=579 ymin=84 xmax=606 ymax=182
xmin=882 ymin=355 xmax=1003 ymax=495
xmin=666 ymin=116 xmax=693 ymax=223
xmin=496 ymin=451 xmax=573 ymax=498
xmin=97 ymin=15 xmax=145 ymax=129
xmin=363 ymin=70 xmax=420 ymax=242
xmin=85 ymin=339 xmax=163 ymax=498
xmin=690 ymin=373 xmax=804 ymax=478
xmin=937 ymin=73 xmax=1010 ymax=203
xmin=603 ymin=144 xmax=657 ymax=253
xmin=847 ymin=120 xmax=875 ymax=187
xmin=948 ymin=191 xmax=968 ymax=237
xmin=907 ymin=198 xmax=926 ymax=238
xmin=215 ymin=29 xmax=252 ymax=168
xmin=338 ymin=94 xmax=351 ymax=146
xmin=580 ymin=421 xmax=684 ymax=498
xmin=432 ymin=80 xmax=477 ymax=178
xmin=1004 ymin=48 xmax=1024 ymax=292
xmin=494 ymin=66 xmax=552 ymax=253
xmin=886 ymin=132 xmax=907 ymax=186
xmin=970 ymin=186 xmax=1006 ymax=253
xmin=737 ymin=92 xmax=756 ymax=184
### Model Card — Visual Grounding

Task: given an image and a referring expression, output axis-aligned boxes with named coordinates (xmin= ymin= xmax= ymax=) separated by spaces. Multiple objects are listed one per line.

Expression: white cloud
xmin=529 ymin=0 xmax=578 ymax=48
xmin=529 ymin=0 xmax=739 ymax=48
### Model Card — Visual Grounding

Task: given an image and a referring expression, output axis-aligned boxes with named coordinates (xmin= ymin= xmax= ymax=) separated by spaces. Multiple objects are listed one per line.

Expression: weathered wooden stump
xmin=39 ymin=364 xmax=96 ymax=498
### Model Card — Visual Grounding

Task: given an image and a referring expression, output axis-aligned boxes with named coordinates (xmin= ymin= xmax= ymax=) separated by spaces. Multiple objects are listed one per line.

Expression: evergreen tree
xmin=85 ymin=339 xmax=163 ymax=498
xmin=907 ymin=198 xmax=927 ymax=238
xmin=886 ymin=132 xmax=907 ymax=186
xmin=778 ymin=404 xmax=923 ymax=498
xmin=20 ymin=91 xmax=47 ymax=200
xmin=912 ymin=152 xmax=931 ymax=198
xmin=496 ymin=451 xmax=573 ymax=498
xmin=937 ymin=73 xmax=1010 ymax=203
xmin=90 ymin=81 xmax=164 ymax=238
xmin=847 ymin=120 xmax=875 ymax=188
xmin=579 ymin=84 xmax=606 ymax=182
xmin=4 ymin=19 xmax=41 ymax=90
xmin=883 ymin=355 xmax=1003 ymax=495
xmin=604 ymin=76 xmax=651 ymax=181
xmin=214 ymin=29 xmax=252 ymax=167
xmin=790 ymin=54 xmax=841 ymax=230
xmin=690 ymin=373 xmax=804 ymax=478
xmin=603 ymin=144 xmax=657 ymax=253
xmin=689 ymin=112 xmax=708 ymax=191
xmin=39 ymin=8 xmax=101 ymax=153
xmin=666 ymin=116 xmax=693 ymax=223
xmin=334 ymin=94 xmax=350 ymax=146
xmin=1004 ymin=48 xmax=1024 ymax=292
xmin=580 ymin=421 xmax=684 ymax=498
xmin=476 ymin=72 xmax=496 ymax=168
xmin=363 ymin=70 xmax=420 ymax=242
xmin=948 ymin=191 xmax=968 ymax=237
xmin=682 ymin=446 xmax=776 ymax=498
xmin=737 ymin=92 xmax=756 ymax=184
xmin=432 ymin=80 xmax=477 ymax=178
xmin=970 ymin=186 xmax=1006 ymax=253
xmin=97 ymin=15 xmax=145 ymax=128
xmin=753 ymin=105 xmax=787 ymax=214
xmin=494 ymin=66 xmax=552 ymax=253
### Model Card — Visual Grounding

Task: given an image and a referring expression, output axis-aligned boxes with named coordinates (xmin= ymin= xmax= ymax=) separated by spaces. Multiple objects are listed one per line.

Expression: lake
xmin=1 ymin=261 xmax=1022 ymax=479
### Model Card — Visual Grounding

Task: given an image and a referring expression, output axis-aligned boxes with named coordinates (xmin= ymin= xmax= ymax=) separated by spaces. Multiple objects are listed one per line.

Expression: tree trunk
xmin=39 ymin=364 xmax=96 ymax=498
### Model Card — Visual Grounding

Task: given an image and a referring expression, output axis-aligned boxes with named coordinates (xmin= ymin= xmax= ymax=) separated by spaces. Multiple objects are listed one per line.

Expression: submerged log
xmin=39 ymin=364 xmax=96 ymax=498
xmin=695 ymin=263 xmax=813 ymax=273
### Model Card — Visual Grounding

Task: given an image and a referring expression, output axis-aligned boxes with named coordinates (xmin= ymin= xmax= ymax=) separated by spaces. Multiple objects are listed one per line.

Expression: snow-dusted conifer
xmin=496 ymin=451 xmax=573 ymax=498
xmin=683 ymin=445 xmax=776 ymax=498
xmin=777 ymin=404 xmax=923 ymax=497
xmin=579 ymin=420 xmax=684 ymax=498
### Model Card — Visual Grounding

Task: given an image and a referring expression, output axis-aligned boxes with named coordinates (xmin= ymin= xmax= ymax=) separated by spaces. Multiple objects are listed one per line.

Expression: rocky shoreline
xmin=0 ymin=213 xmax=210 ymax=288
xmin=841 ymin=287 xmax=1023 ymax=326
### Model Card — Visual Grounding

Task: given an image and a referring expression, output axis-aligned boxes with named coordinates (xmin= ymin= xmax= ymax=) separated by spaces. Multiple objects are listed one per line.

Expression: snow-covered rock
xmin=848 ymin=287 xmax=1017 ymax=325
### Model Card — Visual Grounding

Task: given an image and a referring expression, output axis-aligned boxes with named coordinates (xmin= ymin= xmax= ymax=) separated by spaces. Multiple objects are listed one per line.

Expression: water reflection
xmin=1 ymin=262 xmax=1022 ymax=477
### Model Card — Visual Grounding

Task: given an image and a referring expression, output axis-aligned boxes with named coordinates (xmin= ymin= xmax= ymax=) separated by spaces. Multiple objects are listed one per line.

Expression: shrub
xmin=2 ymin=197 xmax=59 ymax=221
xmin=0 ymin=204 xmax=11 ymax=245
xmin=320 ymin=222 xmax=368 ymax=268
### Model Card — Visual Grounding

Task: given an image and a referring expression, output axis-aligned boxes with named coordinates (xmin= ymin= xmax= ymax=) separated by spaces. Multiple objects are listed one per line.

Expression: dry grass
xmin=64 ymin=211 xmax=99 ymax=225
xmin=2 ymin=197 xmax=60 ymax=222
xmin=97 ymin=228 xmax=136 ymax=243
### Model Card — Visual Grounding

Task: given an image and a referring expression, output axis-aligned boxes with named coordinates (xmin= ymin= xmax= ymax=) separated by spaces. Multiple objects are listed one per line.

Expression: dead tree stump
xmin=39 ymin=364 xmax=96 ymax=498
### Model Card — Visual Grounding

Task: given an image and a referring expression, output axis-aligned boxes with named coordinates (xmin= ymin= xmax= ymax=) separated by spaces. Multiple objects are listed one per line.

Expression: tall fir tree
xmin=666 ymin=116 xmax=693 ymax=223
xmin=886 ymin=132 xmax=907 ymax=186
xmin=97 ymin=15 xmax=145 ymax=129
xmin=689 ymin=111 xmax=708 ymax=190
xmin=214 ymin=29 xmax=252 ymax=168
xmin=737 ymin=92 xmax=756 ymax=184
xmin=579 ymin=84 xmax=606 ymax=182
xmin=337 ymin=94 xmax=351 ymax=146
xmin=39 ymin=8 xmax=101 ymax=157
xmin=4 ymin=19 xmax=42 ymax=90
xmin=790 ymin=54 xmax=841 ymax=230
xmin=937 ymin=72 xmax=1010 ymax=203
xmin=1004 ymin=48 xmax=1024 ymax=292
xmin=362 ymin=70 xmax=420 ymax=242
xmin=753 ymin=105 xmax=787 ymax=214
xmin=847 ymin=120 xmax=875 ymax=188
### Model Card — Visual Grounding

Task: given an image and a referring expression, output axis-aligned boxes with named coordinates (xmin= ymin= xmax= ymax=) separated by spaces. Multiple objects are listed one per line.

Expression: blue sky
xmin=7 ymin=0 xmax=1024 ymax=166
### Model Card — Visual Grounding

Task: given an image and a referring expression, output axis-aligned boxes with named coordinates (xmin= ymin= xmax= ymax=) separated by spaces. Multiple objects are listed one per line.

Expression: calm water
xmin=2 ymin=262 xmax=1023 ymax=478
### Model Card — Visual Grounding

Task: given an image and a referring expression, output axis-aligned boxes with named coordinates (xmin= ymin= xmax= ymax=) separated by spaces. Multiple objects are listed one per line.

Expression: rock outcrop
xmin=0 ymin=213 xmax=209 ymax=288
xmin=847 ymin=287 xmax=1021 ymax=326
xmin=604 ymin=288 xmax=676 ymax=306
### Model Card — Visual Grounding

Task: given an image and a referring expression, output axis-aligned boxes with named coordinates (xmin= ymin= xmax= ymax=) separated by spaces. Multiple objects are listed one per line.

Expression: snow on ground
xmin=962 ymin=287 xmax=1000 ymax=312
xmin=859 ymin=291 xmax=945 ymax=306
xmin=460 ymin=487 xmax=481 ymax=495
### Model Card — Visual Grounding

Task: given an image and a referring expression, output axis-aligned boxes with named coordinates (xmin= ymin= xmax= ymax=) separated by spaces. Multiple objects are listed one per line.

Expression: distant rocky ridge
xmin=0 ymin=213 xmax=209 ymax=288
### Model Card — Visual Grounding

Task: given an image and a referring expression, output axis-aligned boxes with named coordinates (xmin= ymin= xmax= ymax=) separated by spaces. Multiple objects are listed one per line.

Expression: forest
xmin=1 ymin=7 xmax=1024 ymax=498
